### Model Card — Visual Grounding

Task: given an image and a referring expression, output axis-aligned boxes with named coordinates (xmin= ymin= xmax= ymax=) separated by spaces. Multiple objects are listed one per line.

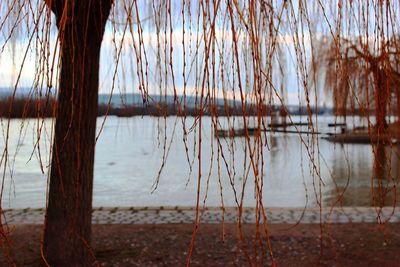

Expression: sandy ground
xmin=1 ymin=222 xmax=400 ymax=266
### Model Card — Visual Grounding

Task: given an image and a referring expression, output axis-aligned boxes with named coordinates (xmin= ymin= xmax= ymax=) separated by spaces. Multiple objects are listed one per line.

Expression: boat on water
xmin=323 ymin=126 xmax=398 ymax=144
xmin=215 ymin=127 xmax=320 ymax=138
xmin=215 ymin=128 xmax=256 ymax=138
xmin=323 ymin=133 xmax=397 ymax=144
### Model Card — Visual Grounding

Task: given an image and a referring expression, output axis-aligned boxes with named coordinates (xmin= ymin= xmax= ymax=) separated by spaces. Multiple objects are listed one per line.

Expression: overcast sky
xmin=1 ymin=0 xmax=396 ymax=106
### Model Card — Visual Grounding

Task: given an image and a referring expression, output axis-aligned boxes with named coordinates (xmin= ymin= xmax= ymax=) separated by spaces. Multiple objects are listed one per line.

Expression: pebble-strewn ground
xmin=1 ymin=207 xmax=399 ymax=266
xmin=2 ymin=223 xmax=400 ymax=266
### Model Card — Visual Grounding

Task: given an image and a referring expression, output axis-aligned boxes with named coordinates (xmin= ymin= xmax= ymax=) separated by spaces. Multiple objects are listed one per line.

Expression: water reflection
xmin=324 ymin=143 xmax=400 ymax=207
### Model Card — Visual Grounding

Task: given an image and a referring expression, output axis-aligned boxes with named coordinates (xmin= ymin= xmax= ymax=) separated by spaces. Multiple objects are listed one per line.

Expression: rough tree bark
xmin=43 ymin=0 xmax=112 ymax=265
xmin=372 ymin=65 xmax=389 ymax=132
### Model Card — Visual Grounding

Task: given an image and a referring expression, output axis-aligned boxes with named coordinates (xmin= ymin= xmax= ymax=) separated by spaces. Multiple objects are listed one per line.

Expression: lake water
xmin=1 ymin=115 xmax=399 ymax=209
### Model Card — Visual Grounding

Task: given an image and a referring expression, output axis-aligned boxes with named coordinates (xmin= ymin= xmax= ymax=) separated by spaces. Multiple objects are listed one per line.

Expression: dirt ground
xmin=1 ymin=223 xmax=400 ymax=266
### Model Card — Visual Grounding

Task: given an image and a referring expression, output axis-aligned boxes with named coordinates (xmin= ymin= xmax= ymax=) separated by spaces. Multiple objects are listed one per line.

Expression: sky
xmin=0 ymin=37 xmax=310 ymax=106
xmin=1 ymin=0 xmax=396 ymax=106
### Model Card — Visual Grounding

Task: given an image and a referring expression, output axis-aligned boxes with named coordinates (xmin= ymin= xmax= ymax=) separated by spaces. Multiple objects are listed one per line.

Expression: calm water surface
xmin=2 ymin=116 xmax=399 ymax=209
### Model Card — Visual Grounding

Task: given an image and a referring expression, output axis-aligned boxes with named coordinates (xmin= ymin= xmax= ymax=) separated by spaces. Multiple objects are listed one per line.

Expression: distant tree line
xmin=1 ymin=96 xmax=335 ymax=118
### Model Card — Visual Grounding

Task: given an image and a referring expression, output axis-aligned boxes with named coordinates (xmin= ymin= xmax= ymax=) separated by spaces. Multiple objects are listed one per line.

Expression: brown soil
xmin=1 ymin=223 xmax=400 ymax=266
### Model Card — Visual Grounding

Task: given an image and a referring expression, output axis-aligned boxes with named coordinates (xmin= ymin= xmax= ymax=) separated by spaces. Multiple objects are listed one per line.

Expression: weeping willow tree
xmin=311 ymin=1 xmax=400 ymax=134
xmin=0 ymin=0 xmax=399 ymax=266
xmin=313 ymin=36 xmax=400 ymax=133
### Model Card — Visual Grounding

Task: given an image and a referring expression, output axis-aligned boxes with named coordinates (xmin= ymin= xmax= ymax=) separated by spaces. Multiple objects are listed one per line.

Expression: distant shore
xmin=0 ymin=95 xmax=330 ymax=118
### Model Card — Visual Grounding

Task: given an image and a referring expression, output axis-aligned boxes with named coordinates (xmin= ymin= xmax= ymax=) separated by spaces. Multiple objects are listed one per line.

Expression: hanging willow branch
xmin=0 ymin=0 xmax=399 ymax=266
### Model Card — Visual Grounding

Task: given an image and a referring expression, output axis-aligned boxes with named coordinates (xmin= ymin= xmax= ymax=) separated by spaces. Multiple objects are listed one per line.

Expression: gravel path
xmin=3 ymin=206 xmax=400 ymax=225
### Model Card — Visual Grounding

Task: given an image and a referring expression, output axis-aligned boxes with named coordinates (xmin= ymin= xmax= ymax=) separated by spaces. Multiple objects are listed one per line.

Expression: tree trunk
xmin=43 ymin=1 xmax=112 ymax=266
xmin=375 ymin=87 xmax=388 ymax=132
xmin=371 ymin=63 xmax=389 ymax=132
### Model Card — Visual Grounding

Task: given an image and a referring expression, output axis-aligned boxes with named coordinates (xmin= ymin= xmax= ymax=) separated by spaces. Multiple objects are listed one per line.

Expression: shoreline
xmin=3 ymin=206 xmax=399 ymax=225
